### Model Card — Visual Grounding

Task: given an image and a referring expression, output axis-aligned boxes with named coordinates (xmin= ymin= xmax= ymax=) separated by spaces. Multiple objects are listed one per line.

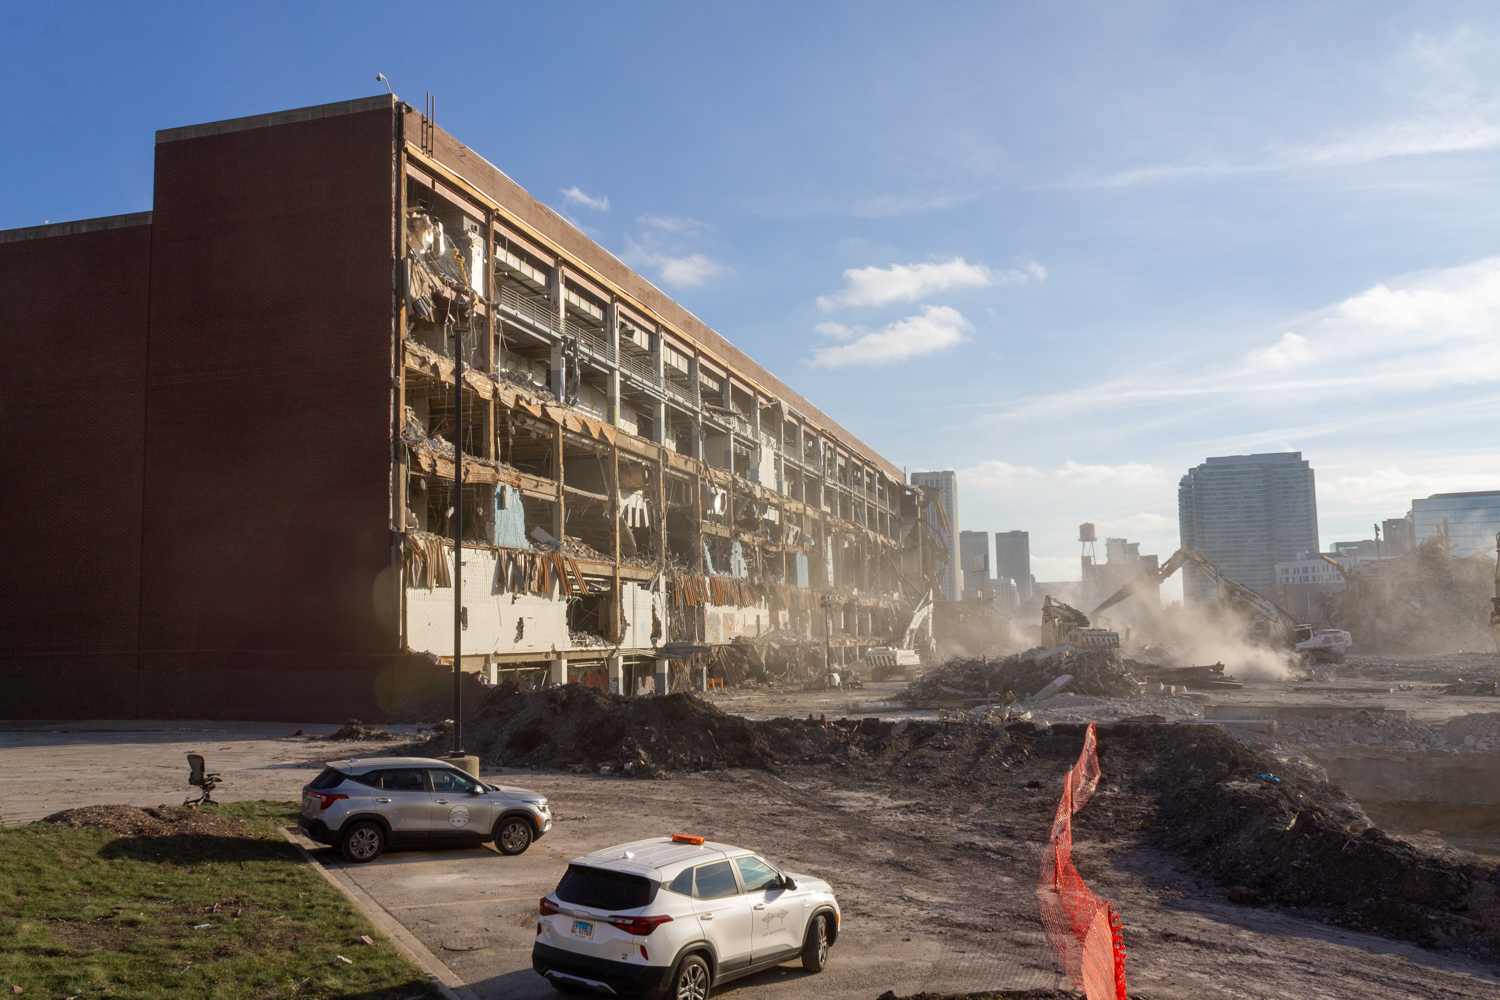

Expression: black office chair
xmin=184 ymin=753 xmax=222 ymax=806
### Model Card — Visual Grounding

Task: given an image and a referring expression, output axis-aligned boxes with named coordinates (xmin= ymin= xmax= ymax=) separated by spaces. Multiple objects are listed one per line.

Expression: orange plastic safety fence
xmin=1035 ymin=722 xmax=1128 ymax=1000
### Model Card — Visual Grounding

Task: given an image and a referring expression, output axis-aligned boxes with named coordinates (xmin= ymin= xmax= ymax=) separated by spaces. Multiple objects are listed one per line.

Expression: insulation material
xmin=490 ymin=486 xmax=530 ymax=549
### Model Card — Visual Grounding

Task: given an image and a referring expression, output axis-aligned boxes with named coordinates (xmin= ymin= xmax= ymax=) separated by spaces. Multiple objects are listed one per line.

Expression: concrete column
xmin=549 ymin=267 xmax=566 ymax=401
xmin=484 ymin=660 xmax=498 ymax=685
xmin=550 ymin=657 xmax=568 ymax=687
xmin=608 ymin=654 xmax=624 ymax=695
xmin=688 ymin=353 xmax=704 ymax=461
xmin=655 ymin=658 xmax=670 ymax=696
xmin=606 ymin=301 xmax=621 ymax=426
xmin=651 ymin=331 xmax=667 ymax=445
xmin=699 ymin=661 xmax=708 ymax=692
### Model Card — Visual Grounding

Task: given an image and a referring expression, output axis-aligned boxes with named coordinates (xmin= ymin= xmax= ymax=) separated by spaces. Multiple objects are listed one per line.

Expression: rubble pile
xmin=1318 ymin=538 xmax=1496 ymax=654
xmin=320 ymin=723 xmax=393 ymax=741
xmin=898 ymin=647 xmax=1143 ymax=703
xmin=1131 ymin=723 xmax=1500 ymax=955
xmin=410 ymin=683 xmax=779 ymax=776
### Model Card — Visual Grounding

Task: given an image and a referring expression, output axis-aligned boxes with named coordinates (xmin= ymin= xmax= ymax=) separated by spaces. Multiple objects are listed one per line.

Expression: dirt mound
xmin=409 ymin=683 xmax=779 ymax=775
xmin=1104 ymin=723 xmax=1500 ymax=957
xmin=321 ymin=723 xmax=393 ymax=741
xmin=900 ymin=647 xmax=1143 ymax=702
xmin=43 ymin=804 xmax=249 ymax=838
xmin=1318 ymin=538 xmax=1496 ymax=653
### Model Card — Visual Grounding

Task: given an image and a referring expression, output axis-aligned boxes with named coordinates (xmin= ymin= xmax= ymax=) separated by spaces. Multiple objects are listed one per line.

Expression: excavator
xmin=1091 ymin=544 xmax=1353 ymax=664
xmin=864 ymin=590 xmax=935 ymax=681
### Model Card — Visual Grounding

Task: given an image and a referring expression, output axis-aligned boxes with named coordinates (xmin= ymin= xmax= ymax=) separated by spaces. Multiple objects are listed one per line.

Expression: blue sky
xmin=6 ymin=2 xmax=1500 ymax=598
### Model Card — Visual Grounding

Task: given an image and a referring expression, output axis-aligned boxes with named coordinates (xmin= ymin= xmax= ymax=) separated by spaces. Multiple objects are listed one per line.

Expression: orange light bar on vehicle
xmin=671 ymin=834 xmax=705 ymax=845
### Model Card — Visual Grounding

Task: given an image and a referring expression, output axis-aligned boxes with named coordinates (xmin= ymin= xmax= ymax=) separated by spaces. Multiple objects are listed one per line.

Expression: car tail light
xmin=309 ymin=793 xmax=347 ymax=811
xmin=606 ymin=914 xmax=673 ymax=936
xmin=539 ymin=897 xmax=561 ymax=916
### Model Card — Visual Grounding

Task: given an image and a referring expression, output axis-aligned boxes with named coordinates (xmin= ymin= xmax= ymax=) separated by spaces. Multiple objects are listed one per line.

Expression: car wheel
xmin=666 ymin=953 xmax=710 ymax=1000
xmin=341 ymin=821 xmax=384 ymax=864
xmin=801 ymin=914 xmax=830 ymax=973
xmin=495 ymin=816 xmax=533 ymax=856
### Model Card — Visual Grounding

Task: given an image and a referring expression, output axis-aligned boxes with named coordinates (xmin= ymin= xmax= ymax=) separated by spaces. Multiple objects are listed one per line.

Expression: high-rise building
xmin=912 ymin=470 xmax=959 ymax=600
xmin=1411 ymin=491 xmax=1500 ymax=558
xmin=958 ymin=530 xmax=992 ymax=599
xmin=995 ymin=530 xmax=1031 ymax=604
xmin=1178 ymin=452 xmax=1318 ymax=606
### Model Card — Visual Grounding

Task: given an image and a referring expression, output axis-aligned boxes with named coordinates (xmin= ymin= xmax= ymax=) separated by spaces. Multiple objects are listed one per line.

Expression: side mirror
xmin=782 ymin=876 xmax=797 ymax=891
xmin=470 ymin=785 xmax=485 ymax=795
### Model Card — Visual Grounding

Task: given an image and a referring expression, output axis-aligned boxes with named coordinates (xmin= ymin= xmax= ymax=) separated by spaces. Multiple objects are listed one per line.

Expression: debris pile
xmin=43 ymin=805 xmax=249 ymax=838
xmin=320 ymin=723 xmax=393 ymax=741
xmin=899 ymin=647 xmax=1143 ymax=703
xmin=409 ymin=683 xmax=779 ymax=776
xmin=1318 ymin=538 xmax=1496 ymax=653
xmin=1132 ymin=723 xmax=1500 ymax=955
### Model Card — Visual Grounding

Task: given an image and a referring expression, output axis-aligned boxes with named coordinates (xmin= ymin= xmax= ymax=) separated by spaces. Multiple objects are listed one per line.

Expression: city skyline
xmin=5 ymin=4 xmax=1500 ymax=602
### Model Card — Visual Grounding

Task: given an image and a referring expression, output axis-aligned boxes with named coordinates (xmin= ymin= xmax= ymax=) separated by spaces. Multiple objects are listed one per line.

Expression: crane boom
xmin=1090 ymin=543 xmax=1301 ymax=638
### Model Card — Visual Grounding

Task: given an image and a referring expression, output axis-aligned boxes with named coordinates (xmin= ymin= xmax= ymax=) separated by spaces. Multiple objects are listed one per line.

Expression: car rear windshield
xmin=554 ymin=865 xmax=657 ymax=911
xmin=309 ymin=767 xmax=348 ymax=790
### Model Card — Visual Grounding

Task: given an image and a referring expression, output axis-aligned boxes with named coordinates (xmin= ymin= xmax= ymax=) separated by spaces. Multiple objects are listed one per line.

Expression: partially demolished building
xmin=0 ymin=95 xmax=936 ymax=720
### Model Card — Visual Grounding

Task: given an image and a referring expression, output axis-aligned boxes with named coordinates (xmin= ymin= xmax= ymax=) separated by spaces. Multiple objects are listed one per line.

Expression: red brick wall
xmin=0 ymin=222 xmax=152 ymax=716
xmin=138 ymin=105 xmax=402 ymax=718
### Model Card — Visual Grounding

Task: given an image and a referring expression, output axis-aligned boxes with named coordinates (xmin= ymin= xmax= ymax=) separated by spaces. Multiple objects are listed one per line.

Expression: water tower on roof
xmin=1079 ymin=522 xmax=1097 ymax=583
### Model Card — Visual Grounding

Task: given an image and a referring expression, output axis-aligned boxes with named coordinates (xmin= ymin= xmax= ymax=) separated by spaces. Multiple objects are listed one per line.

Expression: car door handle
xmin=434 ymin=799 xmax=449 ymax=805
xmin=699 ymin=913 xmax=713 ymax=920
xmin=375 ymin=797 xmax=392 ymax=803
xmin=754 ymin=903 xmax=766 ymax=910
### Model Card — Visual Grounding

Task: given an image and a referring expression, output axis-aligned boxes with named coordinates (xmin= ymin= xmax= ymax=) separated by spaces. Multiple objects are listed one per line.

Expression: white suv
xmin=297 ymin=757 xmax=552 ymax=863
xmin=532 ymin=836 xmax=840 ymax=998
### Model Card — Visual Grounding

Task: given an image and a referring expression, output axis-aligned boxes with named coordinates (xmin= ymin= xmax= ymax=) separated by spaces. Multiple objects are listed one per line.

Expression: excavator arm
xmin=1089 ymin=547 xmax=1187 ymax=618
xmin=1090 ymin=543 xmax=1301 ymax=640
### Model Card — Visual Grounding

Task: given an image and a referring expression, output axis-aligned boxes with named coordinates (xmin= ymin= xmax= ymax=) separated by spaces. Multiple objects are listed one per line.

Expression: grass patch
xmin=0 ymin=801 xmax=441 ymax=999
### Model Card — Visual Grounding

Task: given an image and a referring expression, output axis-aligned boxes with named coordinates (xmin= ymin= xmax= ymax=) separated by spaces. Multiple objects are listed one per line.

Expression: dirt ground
xmin=7 ymin=654 xmax=1500 ymax=998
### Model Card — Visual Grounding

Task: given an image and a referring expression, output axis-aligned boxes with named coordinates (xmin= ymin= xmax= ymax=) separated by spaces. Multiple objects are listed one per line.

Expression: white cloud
xmin=807 ymin=305 xmax=971 ymax=368
xmin=560 ymin=187 xmax=609 ymax=211
xmin=638 ymin=214 xmax=705 ymax=235
xmin=1052 ymin=461 xmax=1168 ymax=487
xmin=817 ymin=258 xmax=1044 ymax=310
xmin=1246 ymin=332 xmax=1316 ymax=370
xmin=995 ymin=255 xmax=1500 ymax=424
xmin=630 ymin=251 xmax=726 ymax=288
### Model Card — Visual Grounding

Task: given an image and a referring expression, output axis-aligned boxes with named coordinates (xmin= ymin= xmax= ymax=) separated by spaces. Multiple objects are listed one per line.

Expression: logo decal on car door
xmin=448 ymin=805 xmax=471 ymax=827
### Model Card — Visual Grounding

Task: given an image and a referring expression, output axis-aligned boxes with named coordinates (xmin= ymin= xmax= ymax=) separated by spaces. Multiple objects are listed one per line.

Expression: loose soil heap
xmin=43 ymin=804 xmax=249 ymax=838
xmin=899 ymin=647 xmax=1144 ymax=702
xmin=410 ymin=683 xmax=781 ymax=775
xmin=1318 ymin=538 xmax=1496 ymax=653
xmin=320 ymin=722 xmax=393 ymax=741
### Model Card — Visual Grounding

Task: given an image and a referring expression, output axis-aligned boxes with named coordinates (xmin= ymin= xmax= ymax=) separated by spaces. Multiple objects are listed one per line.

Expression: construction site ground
xmin=5 ymin=652 xmax=1500 ymax=1000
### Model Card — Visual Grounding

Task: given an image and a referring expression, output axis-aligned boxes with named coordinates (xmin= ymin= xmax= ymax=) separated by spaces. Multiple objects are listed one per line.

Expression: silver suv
xmin=297 ymin=756 xmax=551 ymax=863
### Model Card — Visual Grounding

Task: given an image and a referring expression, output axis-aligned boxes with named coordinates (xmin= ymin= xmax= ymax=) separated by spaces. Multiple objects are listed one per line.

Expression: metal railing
xmin=496 ymin=283 xmax=561 ymax=339
xmin=617 ymin=348 xmax=660 ymax=390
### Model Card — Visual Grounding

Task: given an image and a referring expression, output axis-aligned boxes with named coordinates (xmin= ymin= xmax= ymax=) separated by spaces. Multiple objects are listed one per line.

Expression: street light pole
xmin=451 ymin=316 xmax=464 ymax=757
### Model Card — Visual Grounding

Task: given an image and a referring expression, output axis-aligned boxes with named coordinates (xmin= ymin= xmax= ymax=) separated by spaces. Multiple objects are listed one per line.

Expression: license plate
xmin=569 ymin=920 xmax=594 ymax=940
